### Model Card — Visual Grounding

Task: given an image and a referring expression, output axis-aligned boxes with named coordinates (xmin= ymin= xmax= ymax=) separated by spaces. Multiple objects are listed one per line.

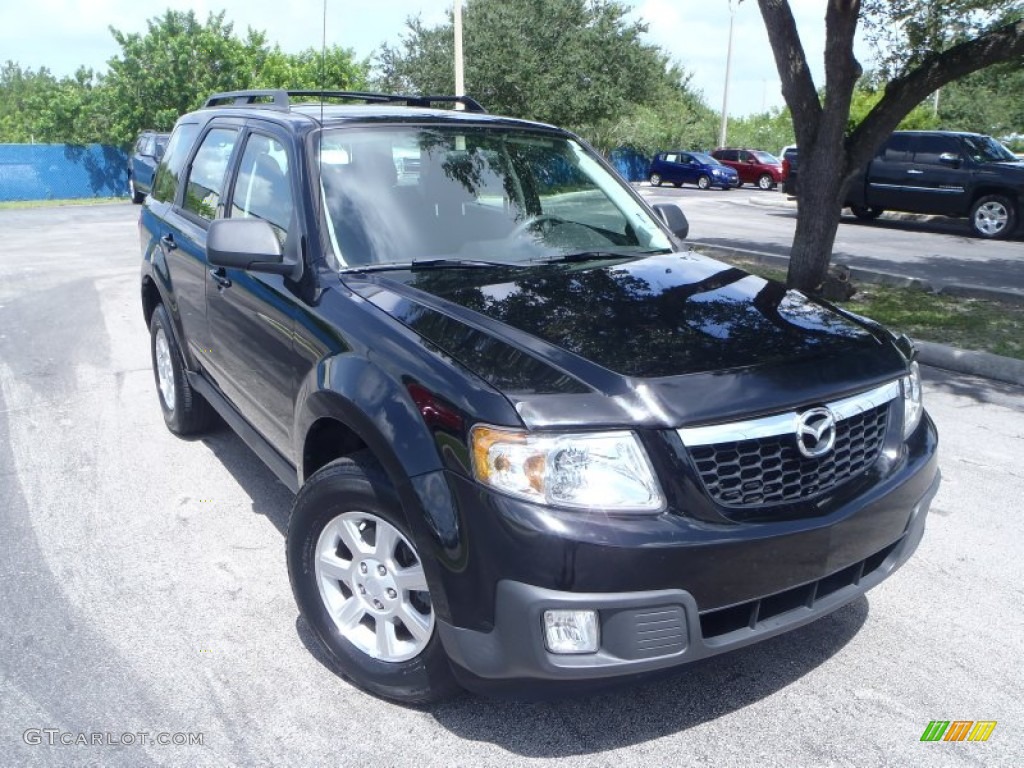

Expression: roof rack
xmin=202 ymin=90 xmax=487 ymax=113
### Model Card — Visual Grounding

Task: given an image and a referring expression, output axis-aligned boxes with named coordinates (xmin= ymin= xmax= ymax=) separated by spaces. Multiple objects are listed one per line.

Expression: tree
xmin=753 ymin=0 xmax=1024 ymax=292
xmin=103 ymin=10 xmax=368 ymax=146
xmin=375 ymin=0 xmax=707 ymax=149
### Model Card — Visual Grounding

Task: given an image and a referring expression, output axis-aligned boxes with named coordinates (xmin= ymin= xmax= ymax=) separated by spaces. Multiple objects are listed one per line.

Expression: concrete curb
xmin=688 ymin=241 xmax=1024 ymax=388
xmin=915 ymin=341 xmax=1024 ymax=387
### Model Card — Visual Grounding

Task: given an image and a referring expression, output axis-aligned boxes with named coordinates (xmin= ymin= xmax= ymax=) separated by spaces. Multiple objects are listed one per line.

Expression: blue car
xmin=649 ymin=150 xmax=740 ymax=190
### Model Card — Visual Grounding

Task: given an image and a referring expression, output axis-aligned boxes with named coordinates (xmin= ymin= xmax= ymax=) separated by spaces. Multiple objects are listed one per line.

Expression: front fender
xmin=293 ymin=353 xmax=444 ymax=486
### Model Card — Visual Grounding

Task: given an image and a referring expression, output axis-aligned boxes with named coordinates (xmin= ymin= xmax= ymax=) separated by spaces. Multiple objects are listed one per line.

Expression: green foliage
xmin=374 ymin=0 xmax=713 ymax=153
xmin=847 ymin=80 xmax=941 ymax=132
xmin=861 ymin=0 xmax=1023 ymax=79
xmin=721 ymin=108 xmax=795 ymax=154
xmin=0 ymin=9 xmax=369 ymax=147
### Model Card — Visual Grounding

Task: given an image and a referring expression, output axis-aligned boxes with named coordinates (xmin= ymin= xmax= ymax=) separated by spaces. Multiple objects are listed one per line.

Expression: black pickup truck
xmin=139 ymin=89 xmax=938 ymax=703
xmin=845 ymin=130 xmax=1024 ymax=239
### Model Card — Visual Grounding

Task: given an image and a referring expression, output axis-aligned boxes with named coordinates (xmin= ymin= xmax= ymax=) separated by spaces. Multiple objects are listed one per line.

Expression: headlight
xmin=470 ymin=426 xmax=664 ymax=512
xmin=901 ymin=361 xmax=923 ymax=438
xmin=712 ymin=168 xmax=723 ymax=176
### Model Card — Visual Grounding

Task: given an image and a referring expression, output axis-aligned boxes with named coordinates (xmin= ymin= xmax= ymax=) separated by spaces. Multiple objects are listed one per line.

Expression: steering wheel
xmin=508 ymin=214 xmax=567 ymax=240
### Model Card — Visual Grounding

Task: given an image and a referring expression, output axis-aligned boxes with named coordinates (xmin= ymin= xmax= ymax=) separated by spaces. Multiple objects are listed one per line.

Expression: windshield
xmin=961 ymin=135 xmax=1017 ymax=163
xmin=753 ymin=151 xmax=779 ymax=164
xmin=690 ymin=152 xmax=719 ymax=166
xmin=317 ymin=126 xmax=671 ymax=269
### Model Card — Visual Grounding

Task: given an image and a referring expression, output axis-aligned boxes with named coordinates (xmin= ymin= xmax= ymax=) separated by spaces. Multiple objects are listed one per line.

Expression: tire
xmin=850 ymin=205 xmax=885 ymax=221
xmin=149 ymin=304 xmax=214 ymax=435
xmin=757 ymin=174 xmax=774 ymax=191
xmin=697 ymin=175 xmax=711 ymax=190
xmin=287 ymin=454 xmax=460 ymax=704
xmin=129 ymin=177 xmax=144 ymax=205
xmin=649 ymin=173 xmax=662 ymax=187
xmin=970 ymin=194 xmax=1017 ymax=239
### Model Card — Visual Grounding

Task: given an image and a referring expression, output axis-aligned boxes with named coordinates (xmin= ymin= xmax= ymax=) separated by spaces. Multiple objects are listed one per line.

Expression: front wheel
xmin=757 ymin=174 xmax=774 ymax=191
xmin=649 ymin=173 xmax=662 ymax=187
xmin=970 ymin=194 xmax=1017 ymax=239
xmin=129 ymin=177 xmax=144 ymax=204
xmin=697 ymin=175 xmax=711 ymax=190
xmin=287 ymin=454 xmax=460 ymax=704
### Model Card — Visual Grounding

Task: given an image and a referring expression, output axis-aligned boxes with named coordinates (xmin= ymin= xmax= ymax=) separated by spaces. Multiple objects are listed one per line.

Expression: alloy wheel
xmin=314 ymin=511 xmax=434 ymax=662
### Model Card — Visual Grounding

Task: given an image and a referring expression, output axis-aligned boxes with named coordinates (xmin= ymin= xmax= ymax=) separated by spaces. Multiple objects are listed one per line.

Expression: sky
xmin=0 ymin=0 xmax=873 ymax=118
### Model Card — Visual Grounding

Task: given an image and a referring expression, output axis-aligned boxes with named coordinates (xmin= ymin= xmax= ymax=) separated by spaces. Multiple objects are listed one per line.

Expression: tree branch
xmin=756 ymin=0 xmax=822 ymax=145
xmin=847 ymin=19 xmax=1024 ymax=173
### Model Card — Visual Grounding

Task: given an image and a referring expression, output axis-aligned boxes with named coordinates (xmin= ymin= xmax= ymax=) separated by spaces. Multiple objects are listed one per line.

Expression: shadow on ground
xmin=923 ymin=366 xmax=1024 ymax=405
xmin=427 ymin=598 xmax=868 ymax=757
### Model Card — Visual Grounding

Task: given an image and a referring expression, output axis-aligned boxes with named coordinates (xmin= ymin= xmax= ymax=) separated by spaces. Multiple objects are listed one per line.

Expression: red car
xmin=711 ymin=148 xmax=786 ymax=190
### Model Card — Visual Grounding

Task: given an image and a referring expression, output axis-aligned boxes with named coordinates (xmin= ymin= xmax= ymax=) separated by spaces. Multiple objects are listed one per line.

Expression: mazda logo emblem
xmin=796 ymin=407 xmax=836 ymax=459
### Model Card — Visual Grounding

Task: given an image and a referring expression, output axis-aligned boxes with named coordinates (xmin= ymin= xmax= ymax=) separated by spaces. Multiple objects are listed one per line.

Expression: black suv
xmin=139 ymin=90 xmax=938 ymax=703
xmin=845 ymin=130 xmax=1024 ymax=238
xmin=128 ymin=130 xmax=170 ymax=204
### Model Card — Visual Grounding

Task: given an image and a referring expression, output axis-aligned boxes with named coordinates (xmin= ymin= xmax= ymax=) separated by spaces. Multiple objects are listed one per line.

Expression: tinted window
xmin=961 ymin=134 xmax=1016 ymax=163
xmin=183 ymin=127 xmax=239 ymax=221
xmin=151 ymin=123 xmax=200 ymax=204
xmin=231 ymin=133 xmax=293 ymax=243
xmin=881 ymin=134 xmax=912 ymax=161
xmin=912 ymin=135 xmax=961 ymax=165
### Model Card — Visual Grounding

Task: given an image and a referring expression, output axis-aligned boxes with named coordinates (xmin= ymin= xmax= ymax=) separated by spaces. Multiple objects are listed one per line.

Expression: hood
xmin=350 ymin=252 xmax=906 ymax=427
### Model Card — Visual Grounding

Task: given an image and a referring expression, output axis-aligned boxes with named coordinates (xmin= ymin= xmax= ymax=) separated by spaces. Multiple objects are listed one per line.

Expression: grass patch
xmin=0 ymin=197 xmax=127 ymax=209
xmin=712 ymin=254 xmax=1024 ymax=361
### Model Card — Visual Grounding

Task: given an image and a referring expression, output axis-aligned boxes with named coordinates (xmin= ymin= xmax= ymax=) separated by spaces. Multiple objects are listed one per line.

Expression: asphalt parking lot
xmin=1 ymin=203 xmax=1022 ymax=767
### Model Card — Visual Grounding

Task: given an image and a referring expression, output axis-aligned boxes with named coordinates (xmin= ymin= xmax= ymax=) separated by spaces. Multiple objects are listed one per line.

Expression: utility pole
xmin=718 ymin=1 xmax=735 ymax=148
xmin=454 ymin=0 xmax=465 ymax=110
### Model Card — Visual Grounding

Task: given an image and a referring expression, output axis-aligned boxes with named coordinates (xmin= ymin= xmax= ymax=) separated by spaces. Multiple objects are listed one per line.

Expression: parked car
xmin=139 ymin=89 xmax=937 ymax=703
xmin=128 ymin=130 xmax=170 ymax=204
xmin=711 ymin=148 xmax=785 ymax=190
xmin=649 ymin=151 xmax=740 ymax=190
xmin=780 ymin=146 xmax=799 ymax=196
xmin=845 ymin=130 xmax=1024 ymax=238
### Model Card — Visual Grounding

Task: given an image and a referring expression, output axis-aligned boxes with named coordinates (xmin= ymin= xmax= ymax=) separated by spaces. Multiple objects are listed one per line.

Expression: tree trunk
xmin=789 ymin=160 xmax=849 ymax=292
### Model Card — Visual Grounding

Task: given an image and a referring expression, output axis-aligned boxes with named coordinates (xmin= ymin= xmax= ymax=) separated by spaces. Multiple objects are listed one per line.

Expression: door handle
xmin=906 ymin=169 xmax=924 ymax=175
xmin=209 ymin=267 xmax=232 ymax=289
xmin=160 ymin=233 xmax=177 ymax=250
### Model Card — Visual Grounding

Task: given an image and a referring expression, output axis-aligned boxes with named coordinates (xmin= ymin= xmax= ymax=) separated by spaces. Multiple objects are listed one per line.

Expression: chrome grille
xmin=679 ymin=381 xmax=898 ymax=508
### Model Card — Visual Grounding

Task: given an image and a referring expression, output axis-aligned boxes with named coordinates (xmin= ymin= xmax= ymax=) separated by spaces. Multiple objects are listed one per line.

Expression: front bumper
xmin=417 ymin=412 xmax=939 ymax=693
xmin=439 ymin=467 xmax=938 ymax=692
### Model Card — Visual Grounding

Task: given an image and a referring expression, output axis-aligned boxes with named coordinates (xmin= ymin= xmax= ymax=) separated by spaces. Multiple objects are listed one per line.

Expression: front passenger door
xmin=205 ymin=129 xmax=306 ymax=456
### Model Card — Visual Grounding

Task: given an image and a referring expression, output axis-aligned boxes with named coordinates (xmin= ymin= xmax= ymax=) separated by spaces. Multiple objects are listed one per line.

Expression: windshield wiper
xmin=533 ymin=248 xmax=671 ymax=265
xmin=340 ymin=258 xmax=526 ymax=275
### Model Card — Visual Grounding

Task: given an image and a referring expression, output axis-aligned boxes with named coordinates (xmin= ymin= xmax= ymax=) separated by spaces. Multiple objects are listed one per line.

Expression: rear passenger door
xmin=204 ymin=126 xmax=307 ymax=456
xmin=159 ymin=121 xmax=242 ymax=373
xmin=865 ymin=134 xmax=913 ymax=210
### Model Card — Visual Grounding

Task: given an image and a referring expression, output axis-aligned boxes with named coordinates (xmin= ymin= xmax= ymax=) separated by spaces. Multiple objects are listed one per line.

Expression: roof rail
xmin=202 ymin=90 xmax=486 ymax=113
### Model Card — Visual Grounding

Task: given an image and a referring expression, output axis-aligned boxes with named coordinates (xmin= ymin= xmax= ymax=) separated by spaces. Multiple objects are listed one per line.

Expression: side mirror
xmin=938 ymin=152 xmax=961 ymax=167
xmin=207 ymin=218 xmax=292 ymax=275
xmin=653 ymin=203 xmax=689 ymax=240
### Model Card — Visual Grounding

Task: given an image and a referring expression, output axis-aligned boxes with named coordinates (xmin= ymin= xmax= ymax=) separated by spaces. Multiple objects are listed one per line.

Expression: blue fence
xmin=0 ymin=144 xmax=129 ymax=202
xmin=608 ymin=147 xmax=652 ymax=183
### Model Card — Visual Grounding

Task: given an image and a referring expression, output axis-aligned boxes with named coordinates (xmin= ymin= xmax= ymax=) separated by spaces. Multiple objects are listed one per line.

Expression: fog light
xmin=543 ymin=609 xmax=599 ymax=654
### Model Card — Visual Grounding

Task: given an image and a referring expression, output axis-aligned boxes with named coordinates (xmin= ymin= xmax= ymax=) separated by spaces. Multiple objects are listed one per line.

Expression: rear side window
xmin=183 ymin=127 xmax=239 ymax=221
xmin=881 ymin=134 xmax=912 ymax=162
xmin=151 ymin=123 xmax=200 ymax=204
